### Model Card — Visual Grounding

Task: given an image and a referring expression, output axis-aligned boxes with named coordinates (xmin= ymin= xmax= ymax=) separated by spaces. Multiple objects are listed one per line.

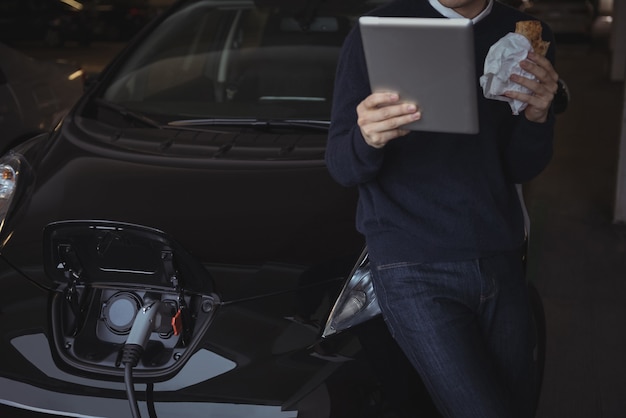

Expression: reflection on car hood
xmin=1 ymin=119 xmax=364 ymax=302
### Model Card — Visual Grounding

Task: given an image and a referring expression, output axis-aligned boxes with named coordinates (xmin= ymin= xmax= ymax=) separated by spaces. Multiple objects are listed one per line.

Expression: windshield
xmin=101 ymin=0 xmax=385 ymax=122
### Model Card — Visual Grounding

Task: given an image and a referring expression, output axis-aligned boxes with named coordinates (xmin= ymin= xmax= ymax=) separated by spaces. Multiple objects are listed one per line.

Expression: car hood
xmin=1 ymin=114 xmax=364 ymax=302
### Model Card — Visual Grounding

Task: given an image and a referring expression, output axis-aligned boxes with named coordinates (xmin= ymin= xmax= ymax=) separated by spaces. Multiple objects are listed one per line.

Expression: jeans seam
xmin=376 ymin=261 xmax=423 ymax=271
xmin=477 ymin=259 xmax=497 ymax=310
xmin=480 ymin=275 xmax=498 ymax=303
xmin=371 ymin=270 xmax=397 ymax=339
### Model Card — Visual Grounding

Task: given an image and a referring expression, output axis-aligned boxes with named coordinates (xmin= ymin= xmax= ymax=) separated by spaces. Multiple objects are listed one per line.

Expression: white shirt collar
xmin=427 ymin=0 xmax=493 ymax=23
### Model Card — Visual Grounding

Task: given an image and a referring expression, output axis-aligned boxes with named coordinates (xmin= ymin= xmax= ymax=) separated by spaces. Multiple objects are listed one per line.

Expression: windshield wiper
xmin=167 ymin=118 xmax=330 ymax=131
xmin=94 ymin=98 xmax=163 ymax=129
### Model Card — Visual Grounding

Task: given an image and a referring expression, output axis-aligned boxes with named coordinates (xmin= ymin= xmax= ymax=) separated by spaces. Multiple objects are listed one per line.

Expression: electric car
xmin=0 ymin=0 xmax=547 ymax=417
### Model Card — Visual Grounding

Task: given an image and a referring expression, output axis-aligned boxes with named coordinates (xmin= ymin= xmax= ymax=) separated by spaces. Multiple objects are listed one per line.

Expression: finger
xmin=362 ymin=126 xmax=412 ymax=148
xmin=361 ymin=91 xmax=402 ymax=110
xmin=523 ymin=53 xmax=559 ymax=85
xmin=358 ymin=101 xmax=420 ymax=125
xmin=504 ymin=89 xmax=552 ymax=122
xmin=360 ymin=110 xmax=420 ymax=137
xmin=505 ymin=82 xmax=554 ymax=108
xmin=377 ymin=103 xmax=420 ymax=123
xmin=359 ymin=111 xmax=420 ymax=148
xmin=510 ymin=72 xmax=557 ymax=100
xmin=504 ymin=89 xmax=535 ymax=107
xmin=510 ymin=73 xmax=541 ymax=94
xmin=527 ymin=51 xmax=553 ymax=70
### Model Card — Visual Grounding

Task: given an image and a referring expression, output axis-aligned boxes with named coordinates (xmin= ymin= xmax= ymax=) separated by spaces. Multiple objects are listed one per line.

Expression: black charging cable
xmin=146 ymin=382 xmax=157 ymax=418
xmin=124 ymin=361 xmax=142 ymax=418
xmin=121 ymin=301 xmax=165 ymax=418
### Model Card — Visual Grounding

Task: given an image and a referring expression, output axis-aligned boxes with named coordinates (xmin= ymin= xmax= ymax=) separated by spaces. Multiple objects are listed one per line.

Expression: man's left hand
xmin=505 ymin=51 xmax=559 ymax=123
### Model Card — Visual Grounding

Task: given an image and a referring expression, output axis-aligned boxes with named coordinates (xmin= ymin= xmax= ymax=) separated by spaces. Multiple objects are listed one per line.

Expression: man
xmin=325 ymin=0 xmax=559 ymax=417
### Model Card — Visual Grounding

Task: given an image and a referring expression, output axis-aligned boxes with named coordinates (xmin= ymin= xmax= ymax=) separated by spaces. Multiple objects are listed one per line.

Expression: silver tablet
xmin=359 ymin=16 xmax=479 ymax=134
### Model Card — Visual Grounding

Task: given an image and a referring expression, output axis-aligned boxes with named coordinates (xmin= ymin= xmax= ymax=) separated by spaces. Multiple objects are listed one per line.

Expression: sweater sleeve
xmin=503 ymin=25 xmax=557 ymax=184
xmin=325 ymin=28 xmax=385 ymax=188
xmin=505 ymin=114 xmax=555 ymax=183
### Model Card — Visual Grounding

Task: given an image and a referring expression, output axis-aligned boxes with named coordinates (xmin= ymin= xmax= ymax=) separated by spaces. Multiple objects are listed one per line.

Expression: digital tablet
xmin=359 ymin=16 xmax=479 ymax=134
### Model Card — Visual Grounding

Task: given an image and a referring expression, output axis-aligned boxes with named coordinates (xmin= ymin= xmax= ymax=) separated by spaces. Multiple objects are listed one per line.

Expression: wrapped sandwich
xmin=479 ymin=20 xmax=550 ymax=114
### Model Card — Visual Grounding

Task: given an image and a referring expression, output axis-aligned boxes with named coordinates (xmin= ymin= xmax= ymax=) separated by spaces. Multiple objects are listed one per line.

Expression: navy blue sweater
xmin=325 ymin=0 xmax=555 ymax=264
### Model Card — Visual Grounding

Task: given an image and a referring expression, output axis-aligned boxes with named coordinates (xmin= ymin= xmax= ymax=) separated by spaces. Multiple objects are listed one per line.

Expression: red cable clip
xmin=171 ymin=309 xmax=183 ymax=336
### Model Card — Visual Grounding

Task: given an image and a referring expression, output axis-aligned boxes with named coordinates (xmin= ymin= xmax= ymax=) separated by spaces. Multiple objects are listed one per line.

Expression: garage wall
xmin=610 ymin=0 xmax=625 ymax=81
xmin=612 ymin=1 xmax=626 ymax=222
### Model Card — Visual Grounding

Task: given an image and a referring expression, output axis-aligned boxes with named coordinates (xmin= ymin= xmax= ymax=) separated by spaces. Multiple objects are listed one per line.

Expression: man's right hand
xmin=357 ymin=92 xmax=421 ymax=148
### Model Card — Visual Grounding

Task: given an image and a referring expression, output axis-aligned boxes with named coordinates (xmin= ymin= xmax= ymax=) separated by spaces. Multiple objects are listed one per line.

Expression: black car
xmin=0 ymin=1 xmax=547 ymax=417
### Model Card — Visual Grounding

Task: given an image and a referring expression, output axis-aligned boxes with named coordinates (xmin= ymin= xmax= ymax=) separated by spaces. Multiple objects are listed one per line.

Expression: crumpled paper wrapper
xmin=479 ymin=32 xmax=535 ymax=115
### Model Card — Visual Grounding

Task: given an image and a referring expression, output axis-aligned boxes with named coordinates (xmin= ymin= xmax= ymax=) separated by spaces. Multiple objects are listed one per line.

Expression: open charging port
xmin=43 ymin=221 xmax=219 ymax=380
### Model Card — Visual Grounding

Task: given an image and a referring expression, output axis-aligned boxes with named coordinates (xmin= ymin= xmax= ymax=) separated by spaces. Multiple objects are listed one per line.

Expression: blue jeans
xmin=371 ymin=250 xmax=536 ymax=418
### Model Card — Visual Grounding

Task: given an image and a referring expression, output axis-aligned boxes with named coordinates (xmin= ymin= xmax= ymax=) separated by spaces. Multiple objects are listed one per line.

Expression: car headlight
xmin=0 ymin=153 xmax=22 ymax=236
xmin=322 ymin=250 xmax=381 ymax=338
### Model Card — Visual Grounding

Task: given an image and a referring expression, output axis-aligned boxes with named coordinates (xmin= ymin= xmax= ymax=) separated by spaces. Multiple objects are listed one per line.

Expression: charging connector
xmin=122 ymin=300 xmax=172 ymax=418
xmin=122 ymin=301 xmax=164 ymax=365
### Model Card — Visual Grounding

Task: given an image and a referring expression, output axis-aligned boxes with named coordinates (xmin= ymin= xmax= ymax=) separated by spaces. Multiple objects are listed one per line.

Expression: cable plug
xmin=122 ymin=300 xmax=167 ymax=367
